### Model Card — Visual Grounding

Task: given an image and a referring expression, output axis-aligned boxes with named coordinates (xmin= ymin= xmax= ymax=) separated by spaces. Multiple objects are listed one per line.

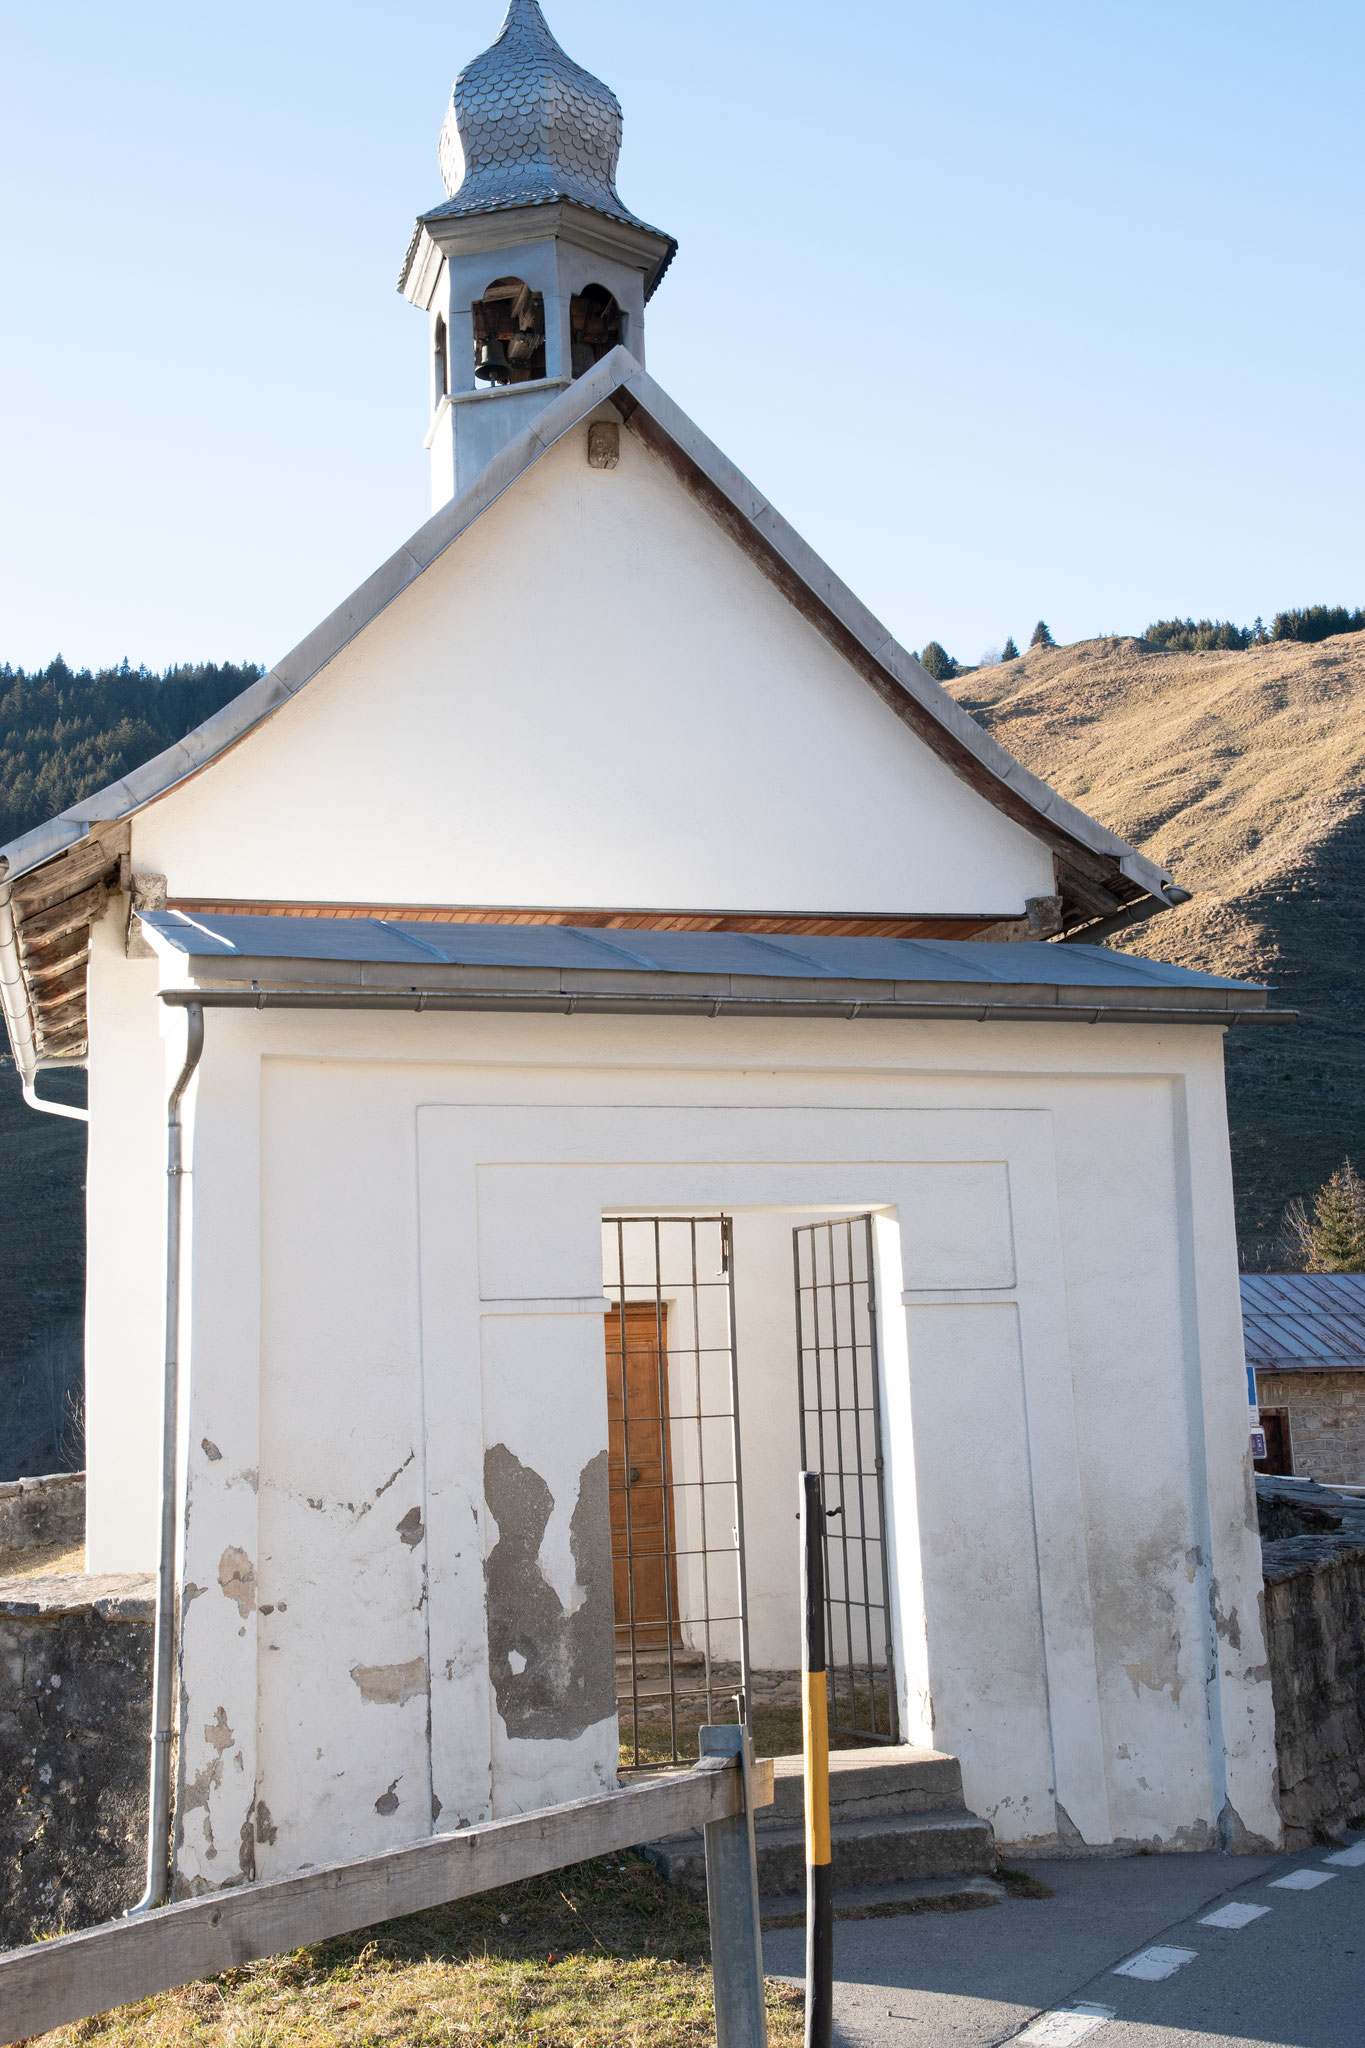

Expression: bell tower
xmin=399 ymin=0 xmax=676 ymax=511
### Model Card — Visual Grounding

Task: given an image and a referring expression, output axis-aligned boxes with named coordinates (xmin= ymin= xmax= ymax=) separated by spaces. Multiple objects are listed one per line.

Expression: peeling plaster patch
xmin=239 ymin=1805 xmax=256 ymax=1881
xmin=507 ymin=1649 xmax=527 ymax=1675
xmin=432 ymin=1793 xmax=444 ymax=1822
xmin=1217 ymin=1799 xmax=1276 ymax=1854
xmin=1122 ymin=1650 xmax=1184 ymax=1706
xmin=201 ymin=1438 xmax=222 ymax=1462
xmin=375 ymin=1778 xmax=402 ymax=1816
xmin=204 ymin=1709 xmax=234 ymax=1758
xmin=350 ymin=1657 xmax=427 ymax=1706
xmin=396 ymin=1506 xmax=425 ymax=1549
xmin=218 ymin=1546 xmax=257 ymax=1620
xmin=483 ymin=1445 xmax=615 ymax=1742
xmin=376 ymin=1453 xmax=416 ymax=1500
xmin=1211 ymin=1583 xmax=1242 ymax=1651
xmin=182 ymin=1582 xmax=207 ymax=1611
xmin=256 ymin=1801 xmax=279 ymax=1845
xmin=1054 ymin=1802 xmax=1089 ymax=1850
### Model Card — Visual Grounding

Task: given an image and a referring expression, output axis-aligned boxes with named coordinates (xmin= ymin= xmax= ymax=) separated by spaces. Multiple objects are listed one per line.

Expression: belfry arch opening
xmin=570 ymin=284 xmax=622 ymax=377
xmin=433 ymin=315 xmax=448 ymax=401
xmin=471 ymin=277 xmax=547 ymax=385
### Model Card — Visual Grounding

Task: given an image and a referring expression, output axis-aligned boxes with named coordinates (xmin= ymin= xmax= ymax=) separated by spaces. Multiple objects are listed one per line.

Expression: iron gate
xmin=604 ymin=1215 xmax=752 ymax=1769
xmin=793 ymin=1215 xmax=899 ymax=1742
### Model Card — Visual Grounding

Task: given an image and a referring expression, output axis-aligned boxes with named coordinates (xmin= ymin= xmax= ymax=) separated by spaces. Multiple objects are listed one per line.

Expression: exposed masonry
xmin=0 ymin=1471 xmax=85 ymax=1559
xmin=0 ymin=1573 xmax=152 ymax=1947
xmin=1256 ymin=1371 xmax=1365 ymax=1491
xmin=483 ymin=1444 xmax=616 ymax=1742
xmin=1257 ymin=1475 xmax=1365 ymax=1846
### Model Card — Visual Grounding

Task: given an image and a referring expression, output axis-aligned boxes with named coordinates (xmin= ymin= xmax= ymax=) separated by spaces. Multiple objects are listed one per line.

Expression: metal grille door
xmin=604 ymin=1215 xmax=752 ymax=1769
xmin=793 ymin=1215 xmax=899 ymax=1742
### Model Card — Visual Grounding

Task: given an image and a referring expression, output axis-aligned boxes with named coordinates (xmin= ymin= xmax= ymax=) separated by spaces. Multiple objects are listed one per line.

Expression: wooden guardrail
xmin=0 ymin=1749 xmax=774 ymax=2047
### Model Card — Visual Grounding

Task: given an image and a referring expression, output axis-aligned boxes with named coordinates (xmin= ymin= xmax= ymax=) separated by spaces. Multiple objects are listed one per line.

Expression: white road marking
xmin=1113 ymin=1945 xmax=1198 ymax=1980
xmin=1324 ymin=1842 xmax=1365 ymax=1868
xmin=1270 ymin=1868 xmax=1337 ymax=1890
xmin=1199 ymin=1901 xmax=1272 ymax=1928
xmin=1017 ymin=2005 xmax=1115 ymax=2045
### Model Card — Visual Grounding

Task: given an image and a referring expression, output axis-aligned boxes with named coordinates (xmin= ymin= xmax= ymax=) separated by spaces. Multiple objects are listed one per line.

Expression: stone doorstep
xmin=638 ymin=1742 xmax=995 ymax=1905
xmin=643 ymin=1809 xmax=996 ymax=1902
xmin=766 ymin=1746 xmax=966 ymax=1822
xmin=759 ymin=1873 xmax=1007 ymax=1929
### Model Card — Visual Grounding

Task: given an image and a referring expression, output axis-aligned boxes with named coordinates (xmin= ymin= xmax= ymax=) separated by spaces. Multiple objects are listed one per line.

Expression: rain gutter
xmin=158 ymin=986 xmax=1295 ymax=1027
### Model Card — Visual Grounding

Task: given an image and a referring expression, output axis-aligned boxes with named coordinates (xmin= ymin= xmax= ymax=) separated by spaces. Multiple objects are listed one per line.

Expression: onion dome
xmin=420 ymin=0 xmax=675 ymax=293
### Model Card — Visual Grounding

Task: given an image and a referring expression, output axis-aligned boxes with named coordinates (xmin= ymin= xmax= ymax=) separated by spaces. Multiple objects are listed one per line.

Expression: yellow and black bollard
xmin=801 ymin=1470 xmax=833 ymax=2048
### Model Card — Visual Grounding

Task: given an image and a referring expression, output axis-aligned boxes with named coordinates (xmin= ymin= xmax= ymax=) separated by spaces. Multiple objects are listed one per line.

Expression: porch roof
xmin=145 ymin=913 xmax=1290 ymax=1026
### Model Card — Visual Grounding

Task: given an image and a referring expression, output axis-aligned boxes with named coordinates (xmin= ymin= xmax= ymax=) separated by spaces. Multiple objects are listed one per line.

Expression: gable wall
xmin=131 ymin=423 xmax=1054 ymax=914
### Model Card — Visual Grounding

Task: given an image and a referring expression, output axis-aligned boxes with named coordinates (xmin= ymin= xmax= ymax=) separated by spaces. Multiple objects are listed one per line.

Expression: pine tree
xmin=918 ymin=641 xmax=957 ymax=681
xmin=1001 ymin=636 xmax=1020 ymax=661
xmin=1290 ymin=1161 xmax=1365 ymax=1272
xmin=1029 ymin=620 xmax=1055 ymax=649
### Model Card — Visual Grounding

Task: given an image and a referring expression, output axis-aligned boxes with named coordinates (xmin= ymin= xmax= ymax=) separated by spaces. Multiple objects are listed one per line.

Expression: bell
xmin=474 ymin=338 xmax=510 ymax=384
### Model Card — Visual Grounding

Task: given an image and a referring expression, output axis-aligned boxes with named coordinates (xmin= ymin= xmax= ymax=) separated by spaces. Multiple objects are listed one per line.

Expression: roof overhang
xmin=144 ymin=915 xmax=1290 ymax=1028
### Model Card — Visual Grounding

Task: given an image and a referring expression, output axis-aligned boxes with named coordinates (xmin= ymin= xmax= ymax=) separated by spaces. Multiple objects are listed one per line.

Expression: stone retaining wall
xmin=0 ymin=1471 xmax=85 ymax=1559
xmin=1257 ymin=1476 xmax=1365 ymax=1847
xmin=0 ymin=1573 xmax=152 ymax=1948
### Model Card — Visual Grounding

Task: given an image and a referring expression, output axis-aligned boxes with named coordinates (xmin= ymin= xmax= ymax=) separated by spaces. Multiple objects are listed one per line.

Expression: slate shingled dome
xmin=423 ymin=0 xmax=674 ymax=284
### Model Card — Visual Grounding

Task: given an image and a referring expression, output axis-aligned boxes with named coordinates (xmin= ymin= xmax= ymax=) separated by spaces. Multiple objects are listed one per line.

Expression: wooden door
xmin=604 ymin=1302 xmax=681 ymax=1648
xmin=1254 ymin=1408 xmax=1293 ymax=1476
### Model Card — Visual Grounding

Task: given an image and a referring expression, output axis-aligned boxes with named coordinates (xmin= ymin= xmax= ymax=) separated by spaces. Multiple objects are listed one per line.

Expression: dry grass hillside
xmin=950 ymin=630 xmax=1365 ymax=1263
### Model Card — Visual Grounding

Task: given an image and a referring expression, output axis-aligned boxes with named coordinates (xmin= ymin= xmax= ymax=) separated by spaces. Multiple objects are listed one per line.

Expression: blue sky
xmin=1 ymin=0 xmax=1360 ymax=673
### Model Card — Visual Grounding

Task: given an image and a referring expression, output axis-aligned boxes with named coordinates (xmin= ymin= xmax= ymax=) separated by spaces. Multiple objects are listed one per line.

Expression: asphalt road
xmin=762 ymin=1838 xmax=1365 ymax=2048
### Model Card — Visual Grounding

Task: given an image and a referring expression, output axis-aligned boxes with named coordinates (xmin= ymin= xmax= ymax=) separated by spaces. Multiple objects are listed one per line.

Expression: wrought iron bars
xmin=605 ymin=1215 xmax=752 ymax=1770
xmin=792 ymin=1216 xmax=899 ymax=1743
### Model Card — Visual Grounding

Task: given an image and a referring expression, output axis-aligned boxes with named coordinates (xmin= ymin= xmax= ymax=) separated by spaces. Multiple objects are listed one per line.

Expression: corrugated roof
xmin=1242 ymin=1274 xmax=1365 ymax=1372
xmin=144 ymin=915 xmax=1255 ymax=988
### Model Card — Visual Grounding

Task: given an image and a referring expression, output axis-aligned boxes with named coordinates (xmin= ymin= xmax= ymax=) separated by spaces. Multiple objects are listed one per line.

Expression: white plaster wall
xmin=83 ymin=909 xmax=168 ymax=1572
xmin=162 ymin=1005 xmax=1277 ymax=1892
xmin=129 ymin=422 xmax=1053 ymax=916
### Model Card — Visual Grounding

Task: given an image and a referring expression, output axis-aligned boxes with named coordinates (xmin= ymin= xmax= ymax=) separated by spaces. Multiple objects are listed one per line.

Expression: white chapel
xmin=0 ymin=0 xmax=1285 ymax=1903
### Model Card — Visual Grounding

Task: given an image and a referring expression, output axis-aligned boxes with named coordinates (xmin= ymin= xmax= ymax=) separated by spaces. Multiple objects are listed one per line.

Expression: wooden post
xmin=700 ymin=1723 xmax=768 ymax=2048
xmin=801 ymin=1470 xmax=833 ymax=2048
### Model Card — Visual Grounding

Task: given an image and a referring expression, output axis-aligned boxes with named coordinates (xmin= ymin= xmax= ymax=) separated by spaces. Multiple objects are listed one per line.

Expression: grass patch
xmin=29 ymin=1856 xmax=806 ymax=2048
xmin=0 ymin=1541 xmax=85 ymax=1582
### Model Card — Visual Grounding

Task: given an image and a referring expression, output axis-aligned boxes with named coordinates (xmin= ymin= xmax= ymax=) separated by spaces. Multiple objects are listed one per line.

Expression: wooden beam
xmin=9 ymin=841 xmax=121 ymax=920
xmin=0 ymin=1754 xmax=772 ymax=2046
xmin=165 ymin=900 xmax=1016 ymax=941
xmin=1054 ymin=861 xmax=1123 ymax=919
xmin=17 ymin=880 xmax=110 ymax=949
xmin=27 ymin=962 xmax=86 ymax=1010
xmin=26 ymin=934 xmax=90 ymax=984
xmin=35 ymin=1019 xmax=86 ymax=1056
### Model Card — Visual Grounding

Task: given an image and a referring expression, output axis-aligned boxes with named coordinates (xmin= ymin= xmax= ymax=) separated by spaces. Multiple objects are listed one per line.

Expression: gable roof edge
xmin=0 ymin=349 xmax=1177 ymax=915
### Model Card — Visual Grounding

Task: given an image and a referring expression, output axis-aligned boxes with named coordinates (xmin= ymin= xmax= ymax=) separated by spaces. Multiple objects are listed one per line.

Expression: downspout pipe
xmin=129 ymin=1000 xmax=205 ymax=1915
